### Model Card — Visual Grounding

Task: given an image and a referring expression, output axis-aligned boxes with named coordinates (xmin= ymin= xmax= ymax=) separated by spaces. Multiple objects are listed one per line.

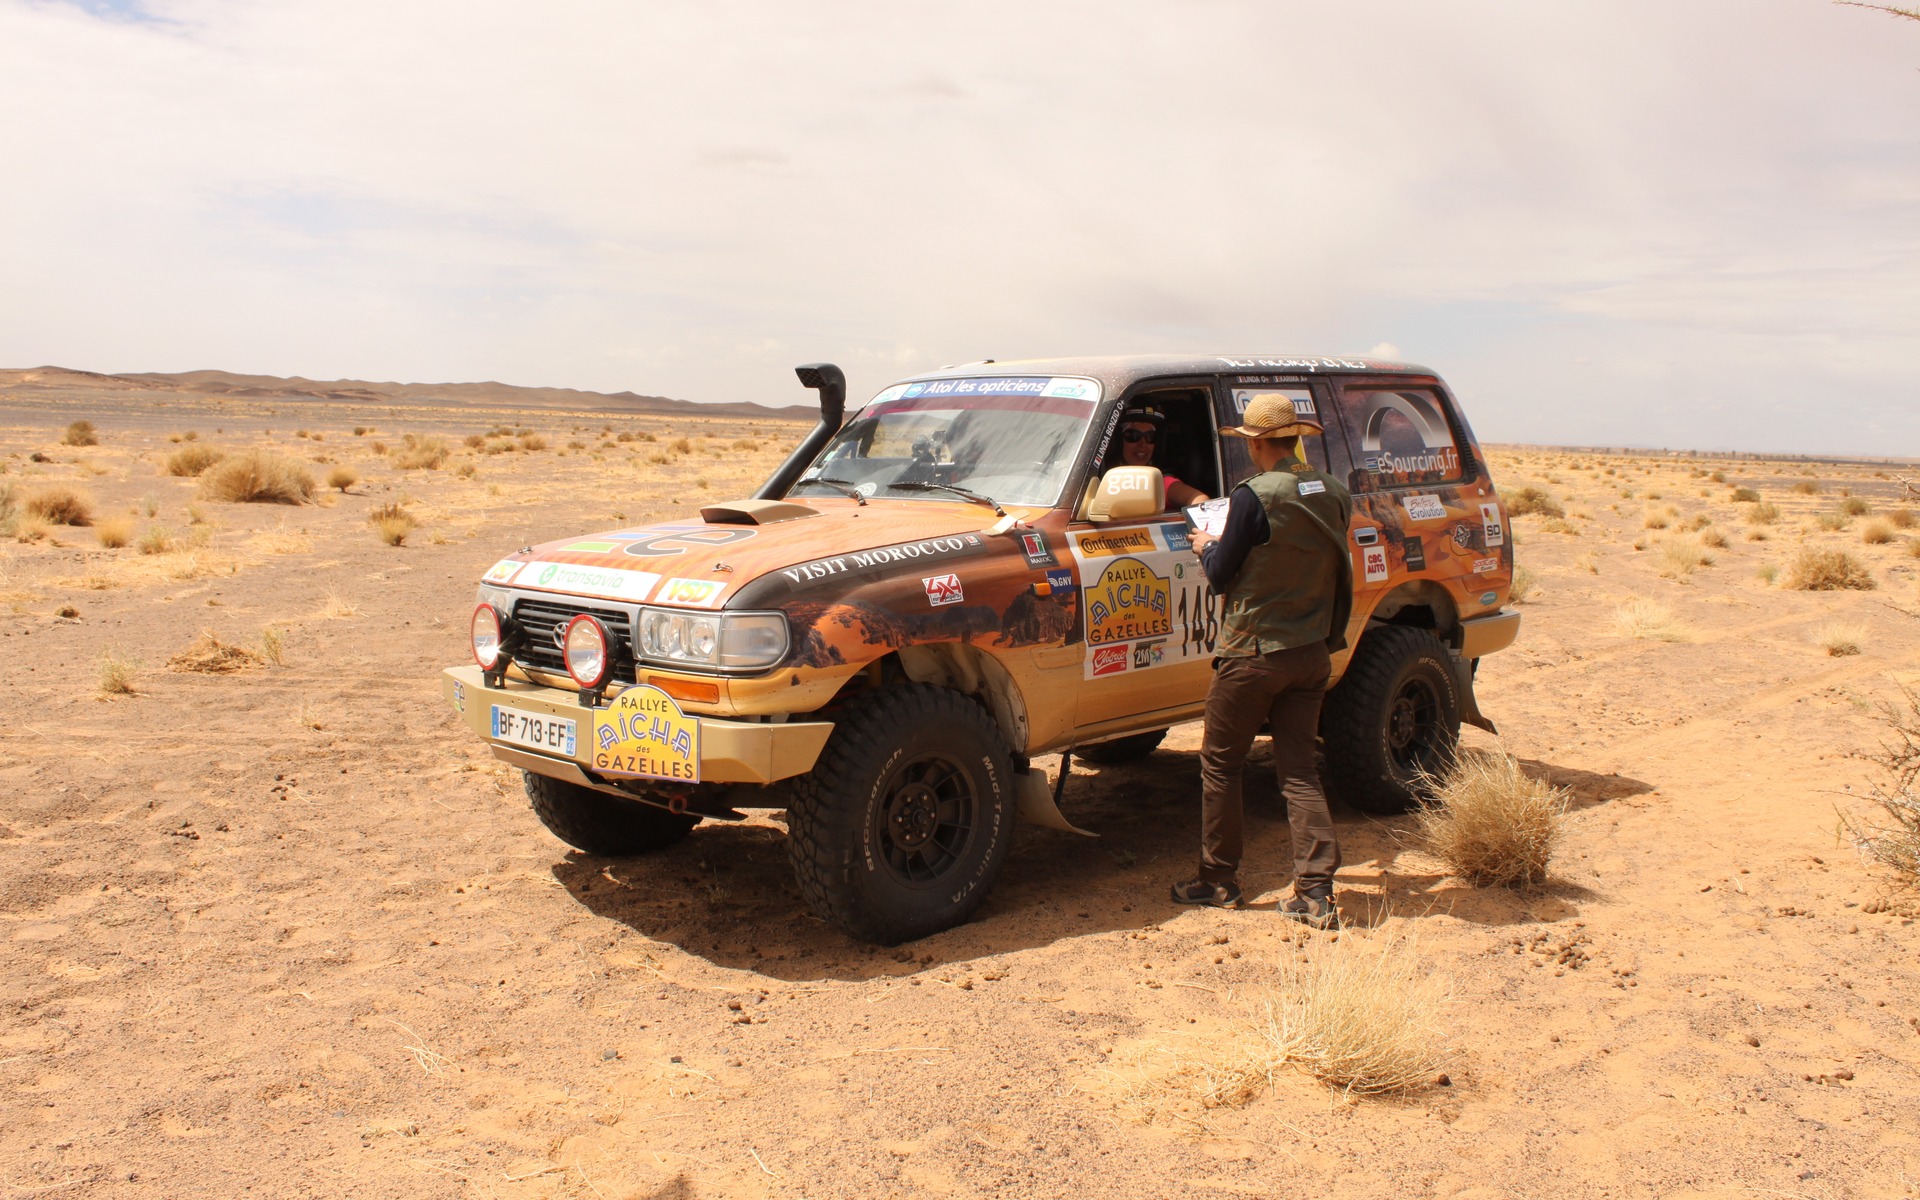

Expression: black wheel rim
xmin=874 ymin=752 xmax=977 ymax=888
xmin=1386 ymin=676 xmax=1443 ymax=774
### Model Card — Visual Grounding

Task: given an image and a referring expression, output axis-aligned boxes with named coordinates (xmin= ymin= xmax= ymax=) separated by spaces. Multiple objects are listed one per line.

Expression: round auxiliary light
xmin=471 ymin=603 xmax=505 ymax=669
xmin=563 ymin=613 xmax=614 ymax=689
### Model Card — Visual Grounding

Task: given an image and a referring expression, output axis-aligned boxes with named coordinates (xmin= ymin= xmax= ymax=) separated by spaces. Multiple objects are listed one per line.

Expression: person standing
xmin=1173 ymin=395 xmax=1353 ymax=929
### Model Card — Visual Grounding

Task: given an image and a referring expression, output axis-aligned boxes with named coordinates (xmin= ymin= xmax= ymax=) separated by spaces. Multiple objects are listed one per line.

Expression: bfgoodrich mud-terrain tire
xmin=1320 ymin=625 xmax=1461 ymax=815
xmin=786 ymin=685 xmax=1016 ymax=945
xmin=525 ymin=771 xmax=698 ymax=856
xmin=1073 ymin=729 xmax=1168 ymax=765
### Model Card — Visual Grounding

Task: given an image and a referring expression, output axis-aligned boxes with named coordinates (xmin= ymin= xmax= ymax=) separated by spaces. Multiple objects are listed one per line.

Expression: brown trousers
xmin=1197 ymin=642 xmax=1341 ymax=891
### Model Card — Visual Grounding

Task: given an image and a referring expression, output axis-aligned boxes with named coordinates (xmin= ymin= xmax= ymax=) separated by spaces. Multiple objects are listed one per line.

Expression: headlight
xmin=563 ymin=614 xmax=615 ymax=689
xmin=471 ymin=603 xmax=505 ymax=669
xmin=637 ymin=609 xmax=788 ymax=672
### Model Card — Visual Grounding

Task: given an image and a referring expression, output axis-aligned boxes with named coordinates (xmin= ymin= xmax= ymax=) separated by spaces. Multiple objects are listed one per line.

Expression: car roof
xmin=890 ymin=354 xmax=1438 ymax=392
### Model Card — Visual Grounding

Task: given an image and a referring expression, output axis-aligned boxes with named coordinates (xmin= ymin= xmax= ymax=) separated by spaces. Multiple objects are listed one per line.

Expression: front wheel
xmin=525 ymin=771 xmax=698 ymax=855
xmin=1320 ymin=625 xmax=1461 ymax=814
xmin=786 ymin=685 xmax=1015 ymax=944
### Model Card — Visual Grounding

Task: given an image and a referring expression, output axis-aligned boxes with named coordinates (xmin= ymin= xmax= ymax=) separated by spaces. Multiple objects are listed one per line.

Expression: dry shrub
xmin=1504 ymin=486 xmax=1563 ymax=518
xmin=1888 ymin=508 xmax=1916 ymax=530
xmin=1508 ymin=564 xmax=1535 ymax=603
xmin=1681 ymin=513 xmax=1712 ymax=532
xmin=1816 ymin=512 xmax=1848 ymax=532
xmin=1842 ymin=689 xmax=1920 ymax=889
xmin=327 ymin=465 xmax=359 ymax=493
xmin=1748 ymin=501 xmax=1780 ymax=525
xmin=1785 ymin=548 xmax=1874 ymax=591
xmin=1813 ymin=621 xmax=1864 ymax=657
xmin=518 ymin=433 xmax=548 ymax=452
xmin=322 ymin=593 xmax=359 ymax=619
xmin=1642 ymin=513 xmax=1669 ymax=530
xmin=62 ymin=420 xmax=99 ymax=447
xmin=137 ymin=525 xmax=176 ymax=555
xmin=1791 ymin=480 xmax=1821 ymax=495
xmin=1700 ymin=528 xmax=1728 ymax=548
xmin=95 ymin=517 xmax=135 ymax=549
xmin=369 ymin=501 xmax=417 ymax=546
xmin=395 ymin=437 xmax=451 ymax=470
xmin=353 ymin=426 xmax=369 ymax=436
xmin=1840 ymin=496 xmax=1871 ymax=517
xmin=164 ymin=445 xmax=226 ymax=477
xmin=168 ymin=631 xmax=264 ymax=674
xmin=26 ymin=486 xmax=94 ymax=526
xmin=1730 ymin=486 xmax=1760 ymax=503
xmin=1710 ymin=470 xmax=1727 ymax=483
xmin=198 ymin=451 xmax=316 ymax=505
xmin=1658 ymin=539 xmax=1712 ymax=580
xmin=370 ymin=441 xmax=389 ymax=456
xmin=671 ymin=437 xmax=693 ymax=454
xmin=1258 ymin=928 xmax=1452 ymax=1094
xmin=1909 ymin=538 xmax=1920 ymax=559
xmin=482 ymin=438 xmax=515 ymax=455
xmin=1418 ymin=751 xmax=1568 ymax=887
xmin=1611 ymin=596 xmax=1693 ymax=642
xmin=98 ymin=651 xmax=137 ymax=696
xmin=1861 ymin=519 xmax=1893 ymax=545
xmin=731 ymin=438 xmax=761 ymax=452
xmin=260 ymin=626 xmax=286 ymax=667
xmin=463 ymin=433 xmax=485 ymax=449
xmin=12 ymin=513 xmax=50 ymax=543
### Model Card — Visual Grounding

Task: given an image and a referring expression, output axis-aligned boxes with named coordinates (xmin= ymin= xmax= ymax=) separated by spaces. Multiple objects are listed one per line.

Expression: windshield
xmin=791 ymin=375 xmax=1102 ymax=508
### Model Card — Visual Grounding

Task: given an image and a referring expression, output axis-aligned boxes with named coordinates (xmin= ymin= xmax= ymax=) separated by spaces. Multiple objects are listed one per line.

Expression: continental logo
xmin=1086 ymin=556 xmax=1172 ymax=646
xmin=1073 ymin=528 xmax=1157 ymax=558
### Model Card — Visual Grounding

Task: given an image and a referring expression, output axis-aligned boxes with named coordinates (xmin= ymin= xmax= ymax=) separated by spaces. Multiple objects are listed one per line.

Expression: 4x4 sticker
xmin=1401 ymin=494 xmax=1447 ymax=522
xmin=520 ymin=561 xmax=661 ymax=602
xmin=1085 ymin=556 xmax=1171 ymax=646
xmin=923 ymin=574 xmax=964 ymax=606
xmin=1019 ymin=531 xmax=1057 ymax=568
xmin=1480 ymin=503 xmax=1506 ymax=548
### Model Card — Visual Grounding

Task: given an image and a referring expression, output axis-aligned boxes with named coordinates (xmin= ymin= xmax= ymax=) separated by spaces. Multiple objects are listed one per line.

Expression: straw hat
xmin=1221 ymin=394 xmax=1323 ymax=439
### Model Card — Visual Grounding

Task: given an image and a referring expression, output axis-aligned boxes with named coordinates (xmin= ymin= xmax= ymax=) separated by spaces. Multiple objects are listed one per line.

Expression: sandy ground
xmin=2 ymin=393 xmax=1918 ymax=1200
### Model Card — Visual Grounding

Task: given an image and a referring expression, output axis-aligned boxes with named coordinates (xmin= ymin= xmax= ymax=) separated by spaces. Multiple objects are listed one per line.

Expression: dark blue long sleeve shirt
xmin=1197 ymin=484 xmax=1270 ymax=592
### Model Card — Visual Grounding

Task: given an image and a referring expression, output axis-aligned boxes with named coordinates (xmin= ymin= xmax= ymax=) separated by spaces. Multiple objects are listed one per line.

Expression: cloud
xmin=0 ymin=0 xmax=1913 ymax=452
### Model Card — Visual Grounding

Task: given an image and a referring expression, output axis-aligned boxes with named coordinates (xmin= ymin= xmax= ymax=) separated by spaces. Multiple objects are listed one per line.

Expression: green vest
xmin=1216 ymin=467 xmax=1354 ymax=658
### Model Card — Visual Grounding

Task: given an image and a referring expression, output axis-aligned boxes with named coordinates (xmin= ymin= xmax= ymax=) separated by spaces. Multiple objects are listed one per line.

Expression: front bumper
xmin=441 ymin=665 xmax=835 ymax=786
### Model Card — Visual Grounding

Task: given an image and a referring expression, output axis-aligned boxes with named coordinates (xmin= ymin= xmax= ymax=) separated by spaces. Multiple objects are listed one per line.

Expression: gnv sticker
xmin=1402 ymin=494 xmax=1447 ymax=522
xmin=923 ymin=573 xmax=964 ymax=606
xmin=1362 ymin=546 xmax=1389 ymax=583
xmin=1480 ymin=502 xmax=1506 ymax=547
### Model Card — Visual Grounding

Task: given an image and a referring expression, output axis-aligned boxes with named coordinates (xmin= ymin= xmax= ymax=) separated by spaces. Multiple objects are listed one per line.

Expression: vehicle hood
xmin=480 ymin=499 xmax=1031 ymax=611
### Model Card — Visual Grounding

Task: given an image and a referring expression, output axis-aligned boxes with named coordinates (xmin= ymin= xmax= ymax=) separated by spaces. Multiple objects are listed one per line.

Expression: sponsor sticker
xmin=655 ymin=578 xmax=726 ymax=608
xmin=1480 ymin=502 xmax=1506 ymax=548
xmin=1403 ymin=536 xmax=1426 ymax=572
xmin=1401 ymin=494 xmax=1448 ymax=522
xmin=778 ymin=533 xmax=985 ymax=586
xmin=619 ymin=526 xmax=758 ymax=559
xmin=1045 ymin=568 xmax=1074 ymax=592
xmin=1479 ymin=590 xmax=1499 ymax=607
xmin=1362 ymin=546 xmax=1390 ymax=583
xmin=592 ymin=686 xmax=700 ymax=782
xmin=1298 ymin=479 xmax=1326 ymax=495
xmin=1019 ymin=531 xmax=1057 ymax=568
xmin=1072 ymin=527 xmax=1158 ymax=559
xmin=520 ymin=560 xmax=660 ymax=602
xmin=923 ymin=573 xmax=965 ymax=606
xmin=1230 ymin=386 xmax=1317 ymax=415
xmin=1091 ymin=645 xmax=1129 ymax=677
xmin=1041 ymin=377 xmax=1100 ymax=401
xmin=1132 ymin=640 xmax=1167 ymax=670
xmin=1085 ymin=556 xmax=1172 ymax=645
xmin=560 ymin=540 xmax=623 ymax=554
xmin=1473 ymin=557 xmax=1500 ymax=574
xmin=451 ymin=678 xmax=465 ymax=713
xmin=1158 ymin=523 xmax=1192 ymax=553
xmin=1449 ymin=524 xmax=1477 ymax=555
xmin=483 ymin=559 xmax=524 ymax=584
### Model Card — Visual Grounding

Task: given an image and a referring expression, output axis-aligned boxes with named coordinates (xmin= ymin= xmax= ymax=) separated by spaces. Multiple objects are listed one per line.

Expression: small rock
xmin=1435 ymin=1074 xmax=1452 ymax=1087
xmin=601 ymin=1050 xmax=618 ymax=1061
xmin=670 ymin=1055 xmax=683 ymax=1064
xmin=1744 ymin=1034 xmax=1760 ymax=1047
xmin=1834 ymin=1068 xmax=1853 ymax=1081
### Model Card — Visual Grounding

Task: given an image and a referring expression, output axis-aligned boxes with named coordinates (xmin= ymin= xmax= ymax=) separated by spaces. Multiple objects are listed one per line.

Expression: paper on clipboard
xmin=1183 ymin=497 xmax=1230 ymax=537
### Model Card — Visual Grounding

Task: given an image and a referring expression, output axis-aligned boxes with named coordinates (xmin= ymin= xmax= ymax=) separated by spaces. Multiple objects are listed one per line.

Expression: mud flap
xmin=1014 ymin=766 xmax=1098 ymax=837
xmin=1450 ymin=653 xmax=1498 ymax=735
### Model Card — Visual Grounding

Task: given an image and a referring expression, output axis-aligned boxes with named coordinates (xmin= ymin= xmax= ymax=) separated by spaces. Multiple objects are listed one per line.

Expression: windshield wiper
xmin=793 ymin=476 xmax=866 ymax=505
xmin=889 ymin=480 xmax=1006 ymax=517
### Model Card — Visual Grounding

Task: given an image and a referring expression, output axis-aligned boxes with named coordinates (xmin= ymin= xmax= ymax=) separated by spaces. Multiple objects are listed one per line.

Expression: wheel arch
xmin=1362 ymin=580 xmax=1461 ymax=638
xmin=817 ymin=642 xmax=1032 ymax=755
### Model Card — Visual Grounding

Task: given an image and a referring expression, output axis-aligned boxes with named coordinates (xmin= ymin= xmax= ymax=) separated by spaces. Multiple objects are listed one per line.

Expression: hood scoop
xmin=698 ymin=498 xmax=823 ymax=526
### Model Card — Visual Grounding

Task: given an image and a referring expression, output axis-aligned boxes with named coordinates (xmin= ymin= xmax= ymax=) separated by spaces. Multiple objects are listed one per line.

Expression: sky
xmin=0 ymin=1 xmax=1915 ymax=455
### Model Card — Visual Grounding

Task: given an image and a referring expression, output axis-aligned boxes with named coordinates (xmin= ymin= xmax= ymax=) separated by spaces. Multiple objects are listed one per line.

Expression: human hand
xmin=1189 ymin=530 xmax=1216 ymax=555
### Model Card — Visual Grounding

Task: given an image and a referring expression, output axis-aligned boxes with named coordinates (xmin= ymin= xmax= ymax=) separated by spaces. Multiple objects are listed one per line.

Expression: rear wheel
xmin=524 ymin=771 xmax=698 ymax=855
xmin=786 ymin=685 xmax=1015 ymax=944
xmin=1073 ymin=729 xmax=1167 ymax=765
xmin=1320 ymin=625 xmax=1460 ymax=814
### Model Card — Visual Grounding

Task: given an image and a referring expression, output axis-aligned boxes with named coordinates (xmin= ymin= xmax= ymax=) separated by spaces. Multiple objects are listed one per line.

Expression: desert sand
xmin=1 ymin=378 xmax=1917 ymax=1199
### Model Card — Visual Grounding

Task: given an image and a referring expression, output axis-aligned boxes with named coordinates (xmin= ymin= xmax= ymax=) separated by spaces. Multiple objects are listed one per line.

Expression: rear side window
xmin=1341 ymin=386 xmax=1463 ymax=487
xmin=1218 ymin=384 xmax=1332 ymax=486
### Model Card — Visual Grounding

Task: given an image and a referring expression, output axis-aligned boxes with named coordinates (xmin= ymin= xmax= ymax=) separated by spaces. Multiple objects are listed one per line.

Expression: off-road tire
xmin=1073 ymin=729 xmax=1168 ymax=765
xmin=524 ymin=771 xmax=698 ymax=856
xmin=1320 ymin=625 xmax=1461 ymax=815
xmin=786 ymin=685 xmax=1015 ymax=945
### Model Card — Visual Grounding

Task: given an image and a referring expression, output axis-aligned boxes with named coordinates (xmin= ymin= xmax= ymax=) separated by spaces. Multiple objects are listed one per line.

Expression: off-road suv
xmin=444 ymin=356 xmax=1520 ymax=943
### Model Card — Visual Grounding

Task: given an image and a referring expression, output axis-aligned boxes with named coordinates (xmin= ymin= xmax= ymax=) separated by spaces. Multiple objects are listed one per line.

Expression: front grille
xmin=510 ymin=598 xmax=638 ymax=686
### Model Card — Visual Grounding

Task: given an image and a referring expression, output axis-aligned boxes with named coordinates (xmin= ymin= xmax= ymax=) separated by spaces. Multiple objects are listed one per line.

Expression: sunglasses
xmin=1122 ymin=429 xmax=1157 ymax=444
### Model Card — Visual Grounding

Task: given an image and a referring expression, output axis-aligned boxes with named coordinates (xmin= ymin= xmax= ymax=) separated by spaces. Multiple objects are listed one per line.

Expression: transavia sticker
xmin=655 ymin=578 xmax=726 ymax=608
xmin=1158 ymin=523 xmax=1192 ymax=553
xmin=1401 ymin=494 xmax=1447 ymax=522
xmin=519 ymin=561 xmax=661 ymax=602
xmin=1085 ymin=556 xmax=1172 ymax=646
xmin=923 ymin=573 xmax=965 ymax=606
xmin=1473 ymin=557 xmax=1500 ymax=574
xmin=1091 ymin=645 xmax=1129 ymax=676
xmin=1071 ymin=527 xmax=1158 ymax=559
xmin=1480 ymin=502 xmax=1506 ymax=548
xmin=1362 ymin=546 xmax=1390 ymax=583
xmin=778 ymin=533 xmax=984 ymax=585
xmin=1019 ymin=531 xmax=1057 ymax=568
xmin=593 ymin=686 xmax=700 ymax=782
xmin=1403 ymin=536 xmax=1426 ymax=572
xmin=482 ymin=559 xmax=524 ymax=584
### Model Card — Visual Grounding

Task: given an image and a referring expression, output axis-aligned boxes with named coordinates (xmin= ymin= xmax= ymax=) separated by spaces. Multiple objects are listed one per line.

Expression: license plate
xmin=491 ymin=705 xmax=577 ymax=757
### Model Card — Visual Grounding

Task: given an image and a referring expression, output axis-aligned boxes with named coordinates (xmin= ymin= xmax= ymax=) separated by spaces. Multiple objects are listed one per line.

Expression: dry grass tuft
xmin=1791 ymin=480 xmax=1821 ymax=495
xmin=369 ymin=501 xmax=418 ymax=546
xmin=95 ymin=517 xmax=135 ymax=549
xmin=98 ymin=650 xmax=138 ymax=696
xmin=27 ymin=486 xmax=94 ymax=526
xmin=1747 ymin=501 xmax=1780 ymax=525
xmin=168 ymin=631 xmax=264 ymax=674
xmin=1258 ymin=929 xmax=1452 ymax=1094
xmin=1610 ymin=596 xmax=1693 ymax=642
xmin=137 ymin=525 xmax=177 ymax=555
xmin=1418 ymin=751 xmax=1568 ymax=887
xmin=62 ymin=420 xmax=99 ymax=447
xmin=1784 ymin=548 xmax=1874 ymax=591
xmin=1700 ymin=528 xmax=1728 ymax=549
xmin=198 ymin=451 xmax=316 ymax=505
xmin=1508 ymin=564 xmax=1535 ymax=603
xmin=1841 ymin=689 xmax=1920 ymax=889
xmin=1504 ymin=486 xmax=1563 ymax=518
xmin=1658 ymin=539 xmax=1713 ymax=580
xmin=327 ymin=465 xmax=359 ymax=493
xmin=322 ymin=593 xmax=360 ymax=619
xmin=1840 ymin=496 xmax=1871 ymax=517
xmin=1730 ymin=486 xmax=1760 ymax=502
xmin=165 ymin=444 xmax=227 ymax=477
xmin=1812 ymin=621 xmax=1865 ymax=657
xmin=395 ymin=436 xmax=451 ymax=470
xmin=518 ymin=433 xmax=548 ymax=452
xmin=1861 ymin=519 xmax=1894 ymax=545
xmin=259 ymin=626 xmax=286 ymax=667
xmin=1888 ymin=508 xmax=1916 ymax=530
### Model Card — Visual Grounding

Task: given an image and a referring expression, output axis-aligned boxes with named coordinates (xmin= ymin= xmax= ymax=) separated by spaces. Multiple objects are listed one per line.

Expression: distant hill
xmin=0 ymin=366 xmax=813 ymax=420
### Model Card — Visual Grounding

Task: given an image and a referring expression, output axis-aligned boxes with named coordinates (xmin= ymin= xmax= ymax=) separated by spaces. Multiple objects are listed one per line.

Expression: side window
xmin=1340 ymin=385 xmax=1464 ymax=488
xmin=1218 ymin=384 xmax=1333 ymax=489
xmin=1088 ymin=386 xmax=1221 ymax=505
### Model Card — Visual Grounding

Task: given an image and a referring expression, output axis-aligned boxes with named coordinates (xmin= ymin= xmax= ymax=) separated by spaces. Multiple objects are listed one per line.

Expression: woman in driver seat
xmin=1117 ymin=407 xmax=1209 ymax=509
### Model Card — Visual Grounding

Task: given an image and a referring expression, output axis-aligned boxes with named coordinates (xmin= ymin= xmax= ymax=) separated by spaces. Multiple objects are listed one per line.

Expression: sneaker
xmin=1170 ymin=879 xmax=1243 ymax=909
xmin=1280 ymin=889 xmax=1339 ymax=930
